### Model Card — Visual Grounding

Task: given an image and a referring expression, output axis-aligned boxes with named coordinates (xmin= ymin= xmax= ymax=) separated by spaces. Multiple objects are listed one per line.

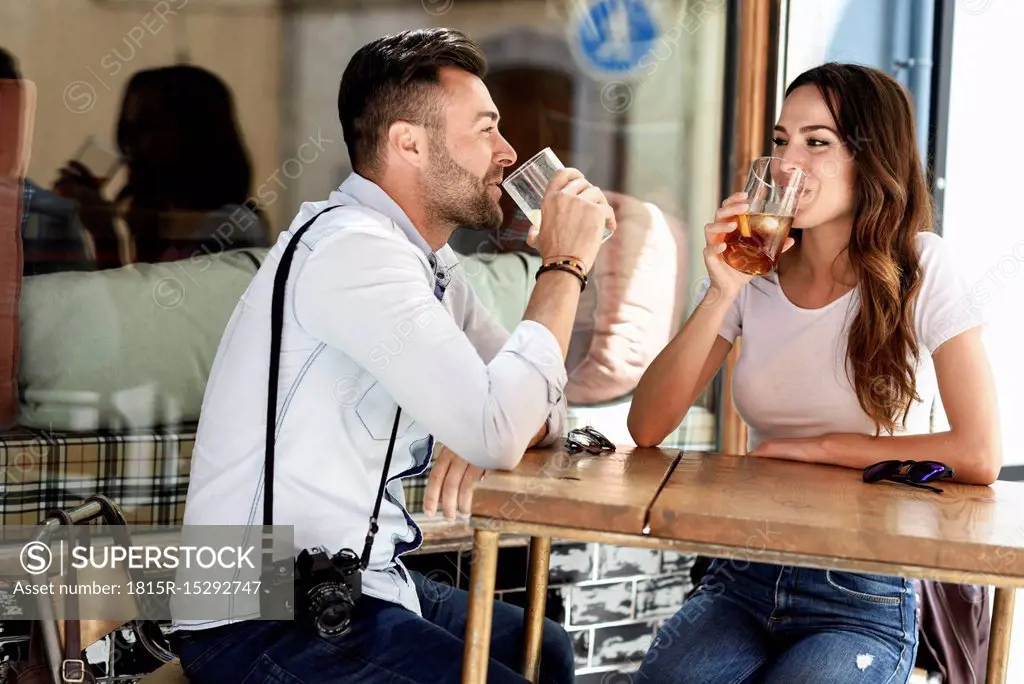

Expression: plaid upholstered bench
xmin=0 ymin=424 xmax=195 ymax=527
xmin=0 ymin=421 xmax=462 ymax=539
xmin=0 ymin=424 xmax=197 ymax=679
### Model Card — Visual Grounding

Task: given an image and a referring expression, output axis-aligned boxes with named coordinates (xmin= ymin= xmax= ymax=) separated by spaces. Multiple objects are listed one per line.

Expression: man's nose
xmin=495 ymin=133 xmax=517 ymax=168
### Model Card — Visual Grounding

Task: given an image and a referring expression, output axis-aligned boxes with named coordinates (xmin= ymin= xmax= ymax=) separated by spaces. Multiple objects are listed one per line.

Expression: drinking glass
xmin=501 ymin=147 xmax=613 ymax=242
xmin=72 ymin=135 xmax=123 ymax=186
xmin=722 ymin=156 xmax=807 ymax=275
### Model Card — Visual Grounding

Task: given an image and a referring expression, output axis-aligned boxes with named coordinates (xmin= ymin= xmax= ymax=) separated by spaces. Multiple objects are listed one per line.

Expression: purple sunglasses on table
xmin=862 ymin=460 xmax=955 ymax=493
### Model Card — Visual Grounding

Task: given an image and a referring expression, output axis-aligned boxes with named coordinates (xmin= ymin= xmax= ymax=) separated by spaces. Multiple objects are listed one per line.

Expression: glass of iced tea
xmin=722 ymin=156 xmax=807 ymax=276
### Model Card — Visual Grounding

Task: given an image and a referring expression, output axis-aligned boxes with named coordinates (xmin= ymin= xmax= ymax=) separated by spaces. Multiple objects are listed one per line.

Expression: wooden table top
xmin=646 ymin=451 xmax=1024 ymax=580
xmin=470 ymin=444 xmax=679 ymax=535
xmin=472 ymin=446 xmax=1024 ymax=583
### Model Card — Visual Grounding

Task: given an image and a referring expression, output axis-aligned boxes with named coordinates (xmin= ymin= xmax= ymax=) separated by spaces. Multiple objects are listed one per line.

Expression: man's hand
xmin=529 ymin=421 xmax=550 ymax=448
xmin=423 ymin=444 xmax=486 ymax=520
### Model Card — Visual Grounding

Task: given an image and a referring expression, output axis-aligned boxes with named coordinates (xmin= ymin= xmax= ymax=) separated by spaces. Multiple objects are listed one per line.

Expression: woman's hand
xmin=703 ymin=192 xmax=795 ymax=298
xmin=53 ymin=162 xmax=110 ymax=209
xmin=423 ymin=443 xmax=486 ymax=520
xmin=53 ymin=161 xmax=118 ymax=242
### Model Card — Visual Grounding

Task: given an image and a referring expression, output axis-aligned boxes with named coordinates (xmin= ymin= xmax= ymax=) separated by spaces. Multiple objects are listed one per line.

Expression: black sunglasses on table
xmin=565 ymin=426 xmax=615 ymax=455
xmin=862 ymin=459 xmax=954 ymax=493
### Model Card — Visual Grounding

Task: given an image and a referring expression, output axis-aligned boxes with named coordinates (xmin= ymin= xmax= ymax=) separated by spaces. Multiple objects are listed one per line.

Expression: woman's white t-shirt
xmin=713 ymin=231 xmax=984 ymax=451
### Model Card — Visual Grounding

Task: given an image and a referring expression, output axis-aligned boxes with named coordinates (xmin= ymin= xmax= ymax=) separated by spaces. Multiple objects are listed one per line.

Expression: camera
xmin=294 ymin=546 xmax=362 ymax=638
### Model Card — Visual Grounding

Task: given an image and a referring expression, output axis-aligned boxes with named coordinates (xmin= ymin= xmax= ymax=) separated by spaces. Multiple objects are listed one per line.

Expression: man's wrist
xmin=536 ymin=266 xmax=586 ymax=291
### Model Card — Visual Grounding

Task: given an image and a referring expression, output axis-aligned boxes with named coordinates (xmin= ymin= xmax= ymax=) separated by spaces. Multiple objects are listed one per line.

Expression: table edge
xmin=469 ymin=518 xmax=1024 ymax=588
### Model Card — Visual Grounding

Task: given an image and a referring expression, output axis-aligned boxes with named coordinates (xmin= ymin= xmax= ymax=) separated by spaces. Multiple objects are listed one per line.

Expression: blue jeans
xmin=636 ymin=559 xmax=918 ymax=684
xmin=176 ymin=570 xmax=575 ymax=683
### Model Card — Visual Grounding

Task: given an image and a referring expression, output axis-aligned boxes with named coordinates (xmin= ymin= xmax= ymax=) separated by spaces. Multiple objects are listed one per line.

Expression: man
xmin=174 ymin=28 xmax=614 ymax=684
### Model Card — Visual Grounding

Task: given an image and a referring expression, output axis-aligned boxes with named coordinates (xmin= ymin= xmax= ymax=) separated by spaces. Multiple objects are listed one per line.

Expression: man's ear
xmin=386 ymin=121 xmax=429 ymax=171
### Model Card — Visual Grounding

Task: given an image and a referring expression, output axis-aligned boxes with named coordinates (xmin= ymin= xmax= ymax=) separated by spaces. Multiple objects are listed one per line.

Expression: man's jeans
xmin=176 ymin=570 xmax=576 ymax=684
xmin=636 ymin=559 xmax=918 ymax=684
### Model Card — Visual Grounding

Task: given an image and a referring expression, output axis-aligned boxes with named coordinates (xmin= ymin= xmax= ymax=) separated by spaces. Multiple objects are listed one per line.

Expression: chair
xmin=18 ymin=497 xmax=188 ymax=684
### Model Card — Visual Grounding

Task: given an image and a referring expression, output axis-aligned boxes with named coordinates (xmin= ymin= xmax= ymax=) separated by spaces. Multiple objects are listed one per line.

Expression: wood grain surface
xmin=471 ymin=445 xmax=679 ymax=536
xmin=647 ymin=451 xmax=1024 ymax=579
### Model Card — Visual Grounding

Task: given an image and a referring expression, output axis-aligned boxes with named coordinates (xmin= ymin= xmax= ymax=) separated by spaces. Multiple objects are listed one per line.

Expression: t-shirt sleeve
xmin=914 ymin=231 xmax=985 ymax=354
xmin=696 ymin=276 xmax=743 ymax=344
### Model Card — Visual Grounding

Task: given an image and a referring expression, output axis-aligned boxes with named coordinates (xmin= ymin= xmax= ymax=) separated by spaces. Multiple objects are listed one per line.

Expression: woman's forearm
xmin=756 ymin=430 xmax=1002 ymax=485
xmin=628 ymin=285 xmax=736 ymax=447
xmin=820 ymin=431 xmax=1001 ymax=485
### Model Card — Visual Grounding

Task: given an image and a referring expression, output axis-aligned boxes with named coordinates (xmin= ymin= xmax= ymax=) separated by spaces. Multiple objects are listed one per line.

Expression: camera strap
xmin=264 ymin=204 xmax=402 ymax=572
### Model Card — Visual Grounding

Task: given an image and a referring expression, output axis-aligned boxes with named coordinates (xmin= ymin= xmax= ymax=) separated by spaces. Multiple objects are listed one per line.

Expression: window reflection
xmin=1 ymin=0 xmax=729 ymax=429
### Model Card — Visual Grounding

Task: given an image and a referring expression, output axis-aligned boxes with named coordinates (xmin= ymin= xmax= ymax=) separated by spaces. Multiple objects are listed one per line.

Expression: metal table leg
xmin=462 ymin=528 xmax=500 ymax=684
xmin=522 ymin=536 xmax=552 ymax=682
xmin=986 ymin=587 xmax=1016 ymax=684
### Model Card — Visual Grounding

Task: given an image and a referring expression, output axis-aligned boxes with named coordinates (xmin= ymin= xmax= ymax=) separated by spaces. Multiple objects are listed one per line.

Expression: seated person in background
xmin=173 ymin=28 xmax=614 ymax=684
xmin=54 ymin=64 xmax=269 ymax=269
xmin=0 ymin=48 xmax=93 ymax=276
xmin=627 ymin=62 xmax=1001 ymax=684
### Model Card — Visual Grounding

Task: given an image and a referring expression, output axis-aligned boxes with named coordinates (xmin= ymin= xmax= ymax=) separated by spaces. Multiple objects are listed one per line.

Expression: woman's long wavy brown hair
xmin=785 ymin=63 xmax=932 ymax=435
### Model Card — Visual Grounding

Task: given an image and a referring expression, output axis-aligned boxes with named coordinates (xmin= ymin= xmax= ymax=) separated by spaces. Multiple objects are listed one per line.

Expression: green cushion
xmin=18 ymin=250 xmax=262 ymax=430
xmin=455 ymin=251 xmax=541 ymax=332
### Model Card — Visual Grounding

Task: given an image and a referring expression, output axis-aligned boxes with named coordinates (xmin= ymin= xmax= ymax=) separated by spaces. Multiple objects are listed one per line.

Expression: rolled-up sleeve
xmin=458 ymin=277 xmax=567 ymax=449
xmin=293 ymin=227 xmax=567 ymax=470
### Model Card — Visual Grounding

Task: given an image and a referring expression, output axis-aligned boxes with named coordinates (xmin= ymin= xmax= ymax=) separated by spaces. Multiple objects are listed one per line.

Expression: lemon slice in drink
xmin=737 ymin=213 xmax=752 ymax=238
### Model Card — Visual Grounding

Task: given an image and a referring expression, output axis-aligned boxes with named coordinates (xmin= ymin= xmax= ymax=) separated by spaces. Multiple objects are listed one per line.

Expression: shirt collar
xmin=333 ymin=172 xmax=435 ymax=259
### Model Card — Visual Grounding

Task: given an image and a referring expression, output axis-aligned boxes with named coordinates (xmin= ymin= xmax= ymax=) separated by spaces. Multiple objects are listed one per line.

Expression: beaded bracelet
xmin=543 ymin=257 xmax=588 ymax=278
xmin=536 ymin=262 xmax=587 ymax=291
xmin=545 ymin=255 xmax=588 ymax=266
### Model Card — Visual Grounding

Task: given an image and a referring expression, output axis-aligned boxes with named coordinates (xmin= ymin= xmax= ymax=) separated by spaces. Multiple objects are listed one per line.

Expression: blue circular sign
xmin=574 ymin=0 xmax=660 ymax=76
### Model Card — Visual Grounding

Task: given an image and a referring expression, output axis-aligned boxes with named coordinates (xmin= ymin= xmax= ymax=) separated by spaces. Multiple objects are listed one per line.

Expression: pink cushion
xmin=0 ymin=79 xmax=33 ymax=429
xmin=0 ymin=178 xmax=21 ymax=429
xmin=565 ymin=192 xmax=689 ymax=405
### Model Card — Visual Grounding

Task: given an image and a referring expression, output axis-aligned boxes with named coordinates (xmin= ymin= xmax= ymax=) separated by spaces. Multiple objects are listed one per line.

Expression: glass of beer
xmin=722 ymin=156 xmax=807 ymax=275
xmin=501 ymin=147 xmax=614 ymax=242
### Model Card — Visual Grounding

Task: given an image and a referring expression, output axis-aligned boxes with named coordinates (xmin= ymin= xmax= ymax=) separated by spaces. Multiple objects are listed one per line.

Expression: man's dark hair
xmin=338 ymin=28 xmax=487 ymax=177
xmin=0 ymin=47 xmax=21 ymax=80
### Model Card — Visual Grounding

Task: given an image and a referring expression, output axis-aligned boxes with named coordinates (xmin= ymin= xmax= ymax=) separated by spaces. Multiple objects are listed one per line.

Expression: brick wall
xmin=559 ymin=544 xmax=696 ymax=681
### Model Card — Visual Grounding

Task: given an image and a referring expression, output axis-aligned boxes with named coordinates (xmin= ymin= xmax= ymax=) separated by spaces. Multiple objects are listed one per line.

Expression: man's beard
xmin=423 ymin=138 xmax=503 ymax=232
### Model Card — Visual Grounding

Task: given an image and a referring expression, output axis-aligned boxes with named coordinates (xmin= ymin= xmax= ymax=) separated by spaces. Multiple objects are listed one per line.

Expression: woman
xmin=55 ymin=65 xmax=269 ymax=268
xmin=627 ymin=63 xmax=1001 ymax=683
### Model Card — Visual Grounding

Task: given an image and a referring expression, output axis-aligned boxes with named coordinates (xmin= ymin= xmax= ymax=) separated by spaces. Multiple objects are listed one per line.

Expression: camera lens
xmin=317 ymin=603 xmax=350 ymax=637
xmin=307 ymin=582 xmax=353 ymax=638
